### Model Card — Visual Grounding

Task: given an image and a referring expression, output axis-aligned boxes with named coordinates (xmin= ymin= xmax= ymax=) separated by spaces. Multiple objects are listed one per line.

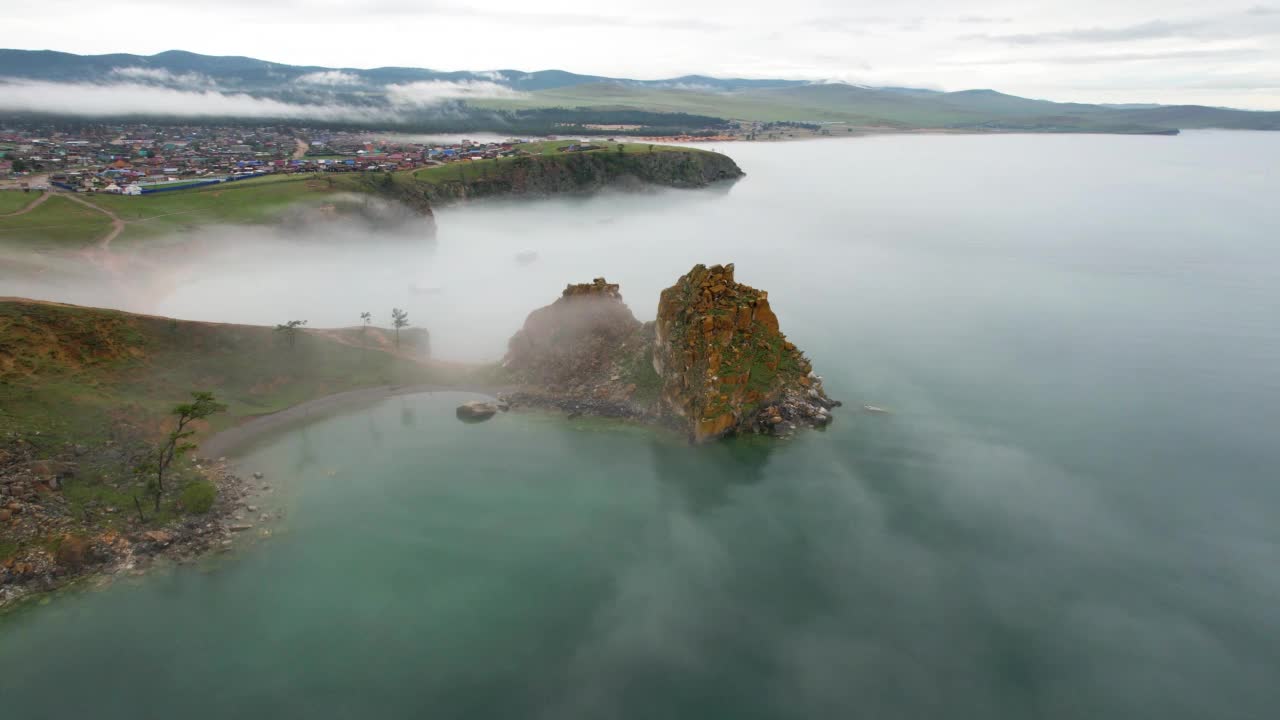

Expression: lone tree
xmin=391 ymin=308 xmax=410 ymax=348
xmin=139 ymin=391 xmax=226 ymax=512
xmin=275 ymin=319 xmax=307 ymax=348
xmin=359 ymin=311 xmax=373 ymax=355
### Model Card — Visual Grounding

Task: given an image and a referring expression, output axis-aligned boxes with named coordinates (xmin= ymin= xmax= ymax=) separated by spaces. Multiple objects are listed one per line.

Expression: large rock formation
xmin=504 ymin=278 xmax=640 ymax=387
xmin=653 ymin=263 xmax=837 ymax=442
xmin=503 ymin=265 xmax=838 ymax=442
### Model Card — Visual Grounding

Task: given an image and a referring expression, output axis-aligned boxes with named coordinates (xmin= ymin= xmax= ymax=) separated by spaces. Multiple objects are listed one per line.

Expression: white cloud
xmin=0 ymin=78 xmax=394 ymax=121
xmin=385 ymin=80 xmax=524 ymax=106
xmin=5 ymin=0 xmax=1280 ymax=109
xmin=109 ymin=66 xmax=215 ymax=86
xmin=296 ymin=70 xmax=362 ymax=85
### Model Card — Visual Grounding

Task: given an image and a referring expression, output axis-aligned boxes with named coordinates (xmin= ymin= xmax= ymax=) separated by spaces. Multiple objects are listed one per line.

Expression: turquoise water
xmin=3 ymin=132 xmax=1280 ymax=718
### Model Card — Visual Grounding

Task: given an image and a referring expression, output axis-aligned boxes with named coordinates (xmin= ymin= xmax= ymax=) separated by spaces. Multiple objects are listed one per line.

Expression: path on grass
xmin=60 ymin=192 xmax=124 ymax=253
xmin=0 ymin=192 xmax=51 ymax=217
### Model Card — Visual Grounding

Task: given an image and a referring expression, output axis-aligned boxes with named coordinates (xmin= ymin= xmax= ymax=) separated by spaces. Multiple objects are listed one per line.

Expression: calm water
xmin=4 ymin=132 xmax=1280 ymax=718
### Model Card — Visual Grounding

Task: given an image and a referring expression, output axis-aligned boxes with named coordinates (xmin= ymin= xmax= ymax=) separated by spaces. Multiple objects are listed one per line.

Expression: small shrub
xmin=180 ymin=480 xmax=216 ymax=514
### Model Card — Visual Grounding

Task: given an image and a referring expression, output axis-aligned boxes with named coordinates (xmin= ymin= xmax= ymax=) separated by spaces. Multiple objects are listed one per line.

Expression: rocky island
xmin=501 ymin=264 xmax=839 ymax=442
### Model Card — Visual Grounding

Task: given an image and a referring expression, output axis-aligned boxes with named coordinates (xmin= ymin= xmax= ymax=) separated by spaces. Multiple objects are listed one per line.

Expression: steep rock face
xmin=424 ymin=150 xmax=742 ymax=203
xmin=503 ymin=278 xmax=646 ymax=397
xmin=653 ymin=264 xmax=837 ymax=442
xmin=503 ymin=265 xmax=838 ymax=442
xmin=352 ymin=175 xmax=438 ymax=236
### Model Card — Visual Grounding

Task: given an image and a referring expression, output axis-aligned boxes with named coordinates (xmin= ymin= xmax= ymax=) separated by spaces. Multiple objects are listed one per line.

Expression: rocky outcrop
xmin=1 ymin=436 xmax=264 ymax=610
xmin=502 ymin=265 xmax=838 ymax=443
xmin=503 ymin=278 xmax=647 ymax=395
xmin=653 ymin=264 xmax=837 ymax=442
xmin=422 ymin=150 xmax=743 ymax=204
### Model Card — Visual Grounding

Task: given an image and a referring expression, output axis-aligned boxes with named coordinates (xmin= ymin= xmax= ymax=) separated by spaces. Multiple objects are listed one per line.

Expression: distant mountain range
xmin=2 ymin=49 xmax=1278 ymax=134
xmin=0 ymin=49 xmax=809 ymax=92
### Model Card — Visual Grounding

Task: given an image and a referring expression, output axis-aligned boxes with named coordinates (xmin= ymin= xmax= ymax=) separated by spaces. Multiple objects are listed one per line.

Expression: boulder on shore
xmin=456 ymin=401 xmax=499 ymax=422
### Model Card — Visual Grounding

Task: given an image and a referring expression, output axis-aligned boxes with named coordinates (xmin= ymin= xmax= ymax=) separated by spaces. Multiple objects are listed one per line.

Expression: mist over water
xmin=4 ymin=131 xmax=1280 ymax=718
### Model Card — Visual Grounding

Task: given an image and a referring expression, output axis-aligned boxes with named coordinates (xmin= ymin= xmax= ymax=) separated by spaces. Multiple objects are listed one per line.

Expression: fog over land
xmin=0 ymin=76 xmax=522 ymax=122
xmin=3 ymin=133 xmax=1280 ymax=718
xmin=6 ymin=187 xmax=733 ymax=362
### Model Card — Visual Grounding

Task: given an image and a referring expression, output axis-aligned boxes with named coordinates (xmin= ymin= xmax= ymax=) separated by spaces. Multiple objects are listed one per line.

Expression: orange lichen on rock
xmin=651 ymin=263 xmax=836 ymax=442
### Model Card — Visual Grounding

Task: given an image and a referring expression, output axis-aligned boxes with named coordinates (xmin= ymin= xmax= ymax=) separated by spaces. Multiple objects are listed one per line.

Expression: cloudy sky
xmin=7 ymin=0 xmax=1280 ymax=109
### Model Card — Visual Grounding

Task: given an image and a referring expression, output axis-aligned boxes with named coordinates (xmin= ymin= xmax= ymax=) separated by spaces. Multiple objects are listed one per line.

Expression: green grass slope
xmin=90 ymin=174 xmax=384 ymax=245
xmin=476 ymin=82 xmax=1280 ymax=132
xmin=0 ymin=298 xmax=487 ymax=454
xmin=0 ymin=195 xmax=113 ymax=250
xmin=0 ymin=175 xmax=357 ymax=249
xmin=0 ymin=191 xmax=43 ymax=215
xmin=0 ymin=299 xmax=480 ymax=533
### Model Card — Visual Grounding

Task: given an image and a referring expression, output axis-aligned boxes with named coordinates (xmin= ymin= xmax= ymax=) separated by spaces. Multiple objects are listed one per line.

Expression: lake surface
xmin=4 ymin=132 xmax=1280 ymax=718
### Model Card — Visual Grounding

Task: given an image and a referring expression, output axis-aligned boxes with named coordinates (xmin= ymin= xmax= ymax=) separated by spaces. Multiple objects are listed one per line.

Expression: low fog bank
xmin=4 ymin=184 xmax=767 ymax=363
xmin=3 ymin=133 xmax=1280 ymax=716
xmin=543 ymin=394 xmax=1280 ymax=719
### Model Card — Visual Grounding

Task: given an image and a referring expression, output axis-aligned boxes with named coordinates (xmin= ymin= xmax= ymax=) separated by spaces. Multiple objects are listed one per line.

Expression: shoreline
xmin=1 ymin=383 xmax=509 ymax=613
xmin=199 ymin=383 xmax=512 ymax=458
xmin=0 ymin=457 xmax=256 ymax=613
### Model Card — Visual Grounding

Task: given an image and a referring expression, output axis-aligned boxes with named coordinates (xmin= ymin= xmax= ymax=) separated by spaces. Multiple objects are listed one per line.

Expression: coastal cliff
xmin=502 ymin=265 xmax=838 ymax=442
xmin=339 ymin=146 xmax=741 ymax=231
xmin=412 ymin=147 xmax=743 ymax=204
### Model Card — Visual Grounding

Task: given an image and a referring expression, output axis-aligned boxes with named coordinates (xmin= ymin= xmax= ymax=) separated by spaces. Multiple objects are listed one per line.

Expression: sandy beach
xmin=200 ymin=383 xmax=511 ymax=458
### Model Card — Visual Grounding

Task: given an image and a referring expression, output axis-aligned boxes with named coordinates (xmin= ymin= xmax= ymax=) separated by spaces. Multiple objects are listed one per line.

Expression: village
xmin=0 ymin=123 xmax=563 ymax=196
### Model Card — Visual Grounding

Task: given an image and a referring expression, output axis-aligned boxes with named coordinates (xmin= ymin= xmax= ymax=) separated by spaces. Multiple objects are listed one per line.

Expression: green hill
xmin=0 ymin=298 xmax=460 ymax=445
xmin=474 ymin=81 xmax=1280 ymax=132
xmin=1 ymin=49 xmax=1276 ymax=133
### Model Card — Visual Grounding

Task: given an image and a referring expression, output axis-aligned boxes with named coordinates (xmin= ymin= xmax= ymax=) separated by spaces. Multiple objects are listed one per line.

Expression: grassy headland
xmin=0 ymin=298 xmax=495 ymax=522
xmin=410 ymin=141 xmax=741 ymax=202
xmin=0 ymin=143 xmax=738 ymax=250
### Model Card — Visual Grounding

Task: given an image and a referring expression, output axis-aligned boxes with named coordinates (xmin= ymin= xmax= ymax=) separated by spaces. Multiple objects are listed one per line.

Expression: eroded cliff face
xmin=503 ymin=265 xmax=838 ymax=442
xmin=424 ymin=150 xmax=743 ymax=203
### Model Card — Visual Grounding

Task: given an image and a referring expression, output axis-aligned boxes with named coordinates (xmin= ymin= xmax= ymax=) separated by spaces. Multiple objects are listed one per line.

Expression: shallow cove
xmin=2 ymin=391 xmax=841 ymax=718
xmin=3 ymin=131 xmax=1280 ymax=718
